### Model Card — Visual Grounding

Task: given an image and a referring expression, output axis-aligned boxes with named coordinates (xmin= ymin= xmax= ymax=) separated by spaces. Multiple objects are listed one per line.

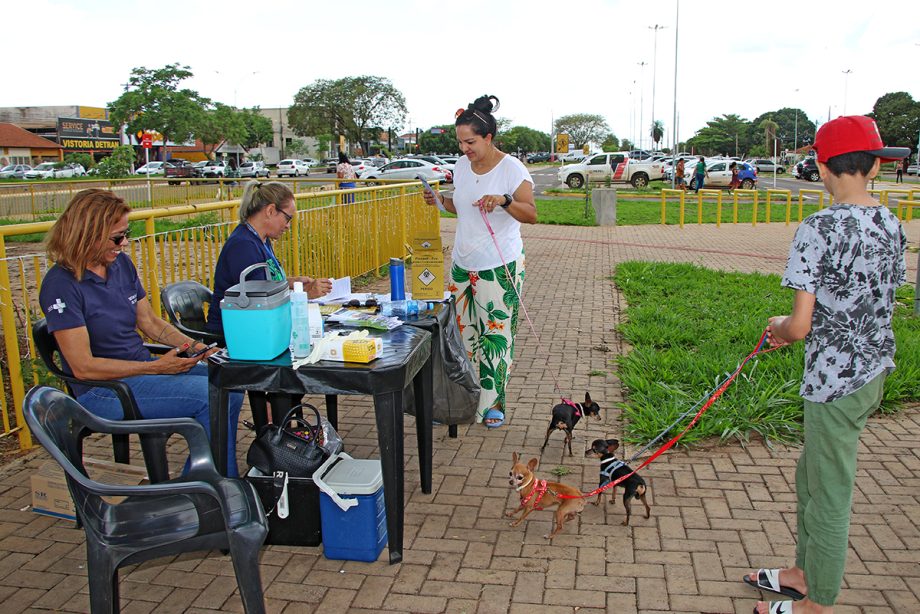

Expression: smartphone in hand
xmin=417 ymin=175 xmax=445 ymax=211
xmin=179 ymin=342 xmax=218 ymax=359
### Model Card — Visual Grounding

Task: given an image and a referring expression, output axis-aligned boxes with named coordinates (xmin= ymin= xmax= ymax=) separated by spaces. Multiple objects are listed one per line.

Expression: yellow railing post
xmin=0 ymin=235 xmax=32 ymax=449
xmin=144 ymin=215 xmax=161 ymax=315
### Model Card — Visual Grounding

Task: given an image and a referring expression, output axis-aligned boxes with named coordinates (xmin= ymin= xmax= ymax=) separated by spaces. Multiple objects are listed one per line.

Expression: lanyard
xmin=245 ymin=223 xmax=286 ymax=281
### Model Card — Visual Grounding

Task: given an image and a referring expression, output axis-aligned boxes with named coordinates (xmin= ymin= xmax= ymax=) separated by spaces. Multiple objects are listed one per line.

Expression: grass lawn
xmin=612 ymin=261 xmax=920 ymax=447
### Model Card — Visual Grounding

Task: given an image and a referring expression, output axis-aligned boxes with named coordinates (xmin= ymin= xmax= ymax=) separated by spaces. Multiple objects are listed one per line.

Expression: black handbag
xmin=246 ymin=404 xmax=328 ymax=478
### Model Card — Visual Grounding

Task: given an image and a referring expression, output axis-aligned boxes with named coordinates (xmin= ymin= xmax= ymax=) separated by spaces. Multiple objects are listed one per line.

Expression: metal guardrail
xmin=658 ymin=188 xmax=920 ymax=228
xmin=0 ymin=181 xmax=439 ymax=451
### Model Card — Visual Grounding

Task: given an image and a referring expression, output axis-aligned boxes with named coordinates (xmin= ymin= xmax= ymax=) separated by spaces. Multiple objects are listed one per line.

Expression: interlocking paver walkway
xmin=0 ymin=214 xmax=917 ymax=613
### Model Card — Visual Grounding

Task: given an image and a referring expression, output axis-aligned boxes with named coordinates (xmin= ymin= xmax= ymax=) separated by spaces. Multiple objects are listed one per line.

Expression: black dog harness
xmin=599 ymin=456 xmax=627 ymax=485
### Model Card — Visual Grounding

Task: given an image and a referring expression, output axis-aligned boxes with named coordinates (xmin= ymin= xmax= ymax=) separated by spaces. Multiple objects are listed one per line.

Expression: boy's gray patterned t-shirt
xmin=782 ymin=204 xmax=906 ymax=403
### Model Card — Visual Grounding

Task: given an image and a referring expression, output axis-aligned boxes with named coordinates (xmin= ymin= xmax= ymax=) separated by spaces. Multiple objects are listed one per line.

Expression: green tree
xmin=553 ymin=113 xmax=609 ymax=148
xmin=759 ymin=118 xmax=780 ymax=157
xmin=196 ymin=103 xmax=246 ymax=155
xmin=751 ymin=108 xmax=815 ymax=151
xmin=620 ymin=138 xmax=634 ymax=152
xmin=288 ymin=76 xmax=407 ymax=154
xmin=601 ymin=133 xmax=620 ymax=152
xmin=496 ymin=126 xmax=550 ymax=154
xmin=286 ymin=139 xmax=309 ymax=158
xmin=238 ymin=108 xmax=274 ymax=148
xmin=686 ymin=114 xmax=751 ymax=156
xmin=64 ymin=152 xmax=94 ymax=169
xmin=650 ymin=120 xmax=664 ymax=150
xmin=93 ymin=145 xmax=135 ymax=178
xmin=869 ymin=92 xmax=920 ymax=153
xmin=315 ymin=134 xmax=332 ymax=158
xmin=419 ymin=125 xmax=457 ymax=153
xmin=108 ymin=63 xmax=209 ymax=160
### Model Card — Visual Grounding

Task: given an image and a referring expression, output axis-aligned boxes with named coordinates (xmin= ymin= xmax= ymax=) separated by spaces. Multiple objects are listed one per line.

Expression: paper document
xmin=314 ymin=276 xmax=352 ymax=303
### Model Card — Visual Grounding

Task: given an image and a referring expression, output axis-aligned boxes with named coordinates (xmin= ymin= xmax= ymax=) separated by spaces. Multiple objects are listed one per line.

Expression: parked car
xmin=628 ymin=150 xmax=653 ymax=160
xmin=135 ymin=161 xmax=166 ymax=176
xmin=906 ymin=163 xmax=918 ymax=176
xmin=276 ymin=159 xmax=310 ymax=177
xmin=164 ymin=160 xmax=197 ymax=184
xmin=323 ymin=158 xmax=339 ymax=173
xmin=349 ymin=159 xmax=377 ymax=178
xmin=527 ymin=152 xmax=551 ymax=163
xmin=25 ymin=162 xmax=82 ymax=179
xmin=406 ymin=155 xmax=455 ymax=173
xmin=359 ymin=159 xmax=451 ymax=184
xmin=745 ymin=158 xmax=785 ymax=174
xmin=0 ymin=164 xmax=32 ymax=179
xmin=792 ymin=157 xmax=820 ymax=182
xmin=199 ymin=161 xmax=228 ymax=178
xmin=301 ymin=158 xmax=318 ymax=167
xmin=238 ymin=161 xmax=270 ymax=178
xmin=558 ymin=151 xmax=587 ymax=163
xmin=688 ymin=160 xmax=758 ymax=190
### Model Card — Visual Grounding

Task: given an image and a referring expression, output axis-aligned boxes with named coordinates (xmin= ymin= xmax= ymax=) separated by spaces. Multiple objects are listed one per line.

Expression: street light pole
xmin=649 ymin=24 xmax=667 ymax=151
xmin=670 ymin=0 xmax=680 ymax=188
xmin=793 ymin=88 xmax=799 ymax=162
xmin=637 ymin=62 xmax=647 ymax=150
xmin=842 ymin=69 xmax=852 ymax=115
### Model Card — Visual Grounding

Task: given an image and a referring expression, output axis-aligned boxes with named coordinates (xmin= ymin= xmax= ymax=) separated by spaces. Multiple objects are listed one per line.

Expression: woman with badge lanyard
xmin=209 ymin=181 xmax=331 ymax=335
xmin=422 ymin=95 xmax=537 ymax=428
xmin=209 ymin=181 xmax=332 ymax=423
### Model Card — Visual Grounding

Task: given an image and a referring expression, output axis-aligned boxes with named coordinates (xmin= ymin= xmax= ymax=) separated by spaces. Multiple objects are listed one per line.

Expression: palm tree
xmin=760 ymin=118 xmax=779 ymax=157
xmin=650 ymin=120 xmax=664 ymax=150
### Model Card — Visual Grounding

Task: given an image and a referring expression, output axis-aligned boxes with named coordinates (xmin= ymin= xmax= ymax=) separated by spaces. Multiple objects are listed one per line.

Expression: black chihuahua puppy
xmin=585 ymin=438 xmax=651 ymax=526
xmin=541 ymin=392 xmax=601 ymax=456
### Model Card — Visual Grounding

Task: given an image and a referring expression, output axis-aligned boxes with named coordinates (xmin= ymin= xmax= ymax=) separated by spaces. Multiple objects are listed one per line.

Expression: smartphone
xmin=416 ymin=176 xmax=445 ymax=211
xmin=180 ymin=342 xmax=218 ymax=359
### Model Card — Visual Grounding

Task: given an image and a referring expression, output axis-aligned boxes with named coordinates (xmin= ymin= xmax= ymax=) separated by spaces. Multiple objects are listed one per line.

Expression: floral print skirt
xmin=449 ymin=254 xmax=524 ymax=422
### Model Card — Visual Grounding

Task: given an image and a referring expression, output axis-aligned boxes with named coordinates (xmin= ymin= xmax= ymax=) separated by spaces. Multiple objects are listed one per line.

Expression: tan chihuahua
xmin=505 ymin=452 xmax=586 ymax=539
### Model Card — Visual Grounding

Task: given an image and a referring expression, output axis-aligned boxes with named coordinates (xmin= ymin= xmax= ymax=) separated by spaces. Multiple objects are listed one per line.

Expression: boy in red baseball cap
xmin=745 ymin=116 xmax=909 ymax=614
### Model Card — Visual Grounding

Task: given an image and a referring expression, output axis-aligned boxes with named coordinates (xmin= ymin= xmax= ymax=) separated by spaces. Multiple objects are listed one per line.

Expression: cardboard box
xmin=31 ymin=458 xmax=148 ymax=522
xmin=411 ymin=235 xmax=444 ymax=301
xmin=320 ymin=336 xmax=383 ymax=363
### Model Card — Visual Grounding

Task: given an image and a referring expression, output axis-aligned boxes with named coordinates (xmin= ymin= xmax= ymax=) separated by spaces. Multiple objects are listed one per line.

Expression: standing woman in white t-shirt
xmin=422 ymin=95 xmax=537 ymax=428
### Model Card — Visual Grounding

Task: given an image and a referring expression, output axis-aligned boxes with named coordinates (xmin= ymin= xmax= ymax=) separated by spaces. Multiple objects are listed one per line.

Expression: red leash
xmin=557 ymin=329 xmax=782 ymax=500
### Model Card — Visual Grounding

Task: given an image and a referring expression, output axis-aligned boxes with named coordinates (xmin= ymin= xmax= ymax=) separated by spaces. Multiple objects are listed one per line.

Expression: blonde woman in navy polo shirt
xmin=39 ymin=189 xmax=245 ymax=476
xmin=207 ymin=181 xmax=331 ymax=336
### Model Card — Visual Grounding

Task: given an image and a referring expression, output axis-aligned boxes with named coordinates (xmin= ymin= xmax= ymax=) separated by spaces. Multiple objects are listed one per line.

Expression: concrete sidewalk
xmin=0 ymin=218 xmax=917 ymax=613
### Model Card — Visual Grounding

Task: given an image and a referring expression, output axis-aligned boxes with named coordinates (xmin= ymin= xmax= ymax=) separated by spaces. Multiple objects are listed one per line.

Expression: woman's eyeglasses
xmin=109 ymin=229 xmax=131 ymax=245
xmin=277 ymin=207 xmax=294 ymax=224
xmin=345 ymin=298 xmax=378 ymax=308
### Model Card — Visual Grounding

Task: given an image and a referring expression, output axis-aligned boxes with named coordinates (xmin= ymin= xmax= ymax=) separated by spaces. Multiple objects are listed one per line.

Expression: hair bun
xmin=471 ymin=95 xmax=499 ymax=115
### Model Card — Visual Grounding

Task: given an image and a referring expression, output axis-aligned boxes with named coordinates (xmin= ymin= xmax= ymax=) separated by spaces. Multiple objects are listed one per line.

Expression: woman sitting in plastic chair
xmin=38 ymin=189 xmax=245 ymax=476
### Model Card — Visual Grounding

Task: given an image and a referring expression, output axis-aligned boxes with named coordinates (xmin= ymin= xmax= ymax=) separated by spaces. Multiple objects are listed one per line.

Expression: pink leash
xmin=479 ymin=206 xmax=570 ymax=401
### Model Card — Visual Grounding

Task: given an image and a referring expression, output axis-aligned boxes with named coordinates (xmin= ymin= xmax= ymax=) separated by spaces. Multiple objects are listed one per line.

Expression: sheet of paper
xmin=314 ymin=276 xmax=352 ymax=303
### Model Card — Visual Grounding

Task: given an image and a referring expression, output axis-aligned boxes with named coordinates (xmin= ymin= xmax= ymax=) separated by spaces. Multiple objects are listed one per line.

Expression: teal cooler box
xmin=220 ymin=262 xmax=291 ymax=360
xmin=314 ymin=454 xmax=387 ymax=562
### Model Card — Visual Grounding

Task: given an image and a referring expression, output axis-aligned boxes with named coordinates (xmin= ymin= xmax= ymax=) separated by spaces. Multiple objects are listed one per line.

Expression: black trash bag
xmin=403 ymin=299 xmax=480 ymax=425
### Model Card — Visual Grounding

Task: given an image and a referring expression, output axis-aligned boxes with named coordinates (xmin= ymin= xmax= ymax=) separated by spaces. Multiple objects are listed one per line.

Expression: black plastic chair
xmin=32 ymin=318 xmax=170 ymax=483
xmin=23 ymin=386 xmax=268 ymax=614
xmin=159 ymin=281 xmax=223 ymax=345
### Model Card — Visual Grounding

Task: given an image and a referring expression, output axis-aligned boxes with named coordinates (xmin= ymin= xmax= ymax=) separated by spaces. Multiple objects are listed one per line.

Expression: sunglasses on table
xmin=345 ymin=298 xmax=379 ymax=308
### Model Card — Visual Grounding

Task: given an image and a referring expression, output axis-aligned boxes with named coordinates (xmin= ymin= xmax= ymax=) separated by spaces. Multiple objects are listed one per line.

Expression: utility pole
xmin=649 ymin=24 xmax=667 ymax=151
xmin=637 ymin=61 xmax=647 ymax=150
xmin=670 ymin=0 xmax=680 ymax=189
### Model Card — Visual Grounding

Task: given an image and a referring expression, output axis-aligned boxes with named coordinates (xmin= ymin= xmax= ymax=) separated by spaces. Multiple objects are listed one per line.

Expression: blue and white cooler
xmin=313 ymin=453 xmax=387 ymax=562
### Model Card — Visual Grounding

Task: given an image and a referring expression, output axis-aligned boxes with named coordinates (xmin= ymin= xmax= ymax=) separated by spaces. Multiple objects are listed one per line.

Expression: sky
xmin=4 ymin=0 xmax=920 ymax=150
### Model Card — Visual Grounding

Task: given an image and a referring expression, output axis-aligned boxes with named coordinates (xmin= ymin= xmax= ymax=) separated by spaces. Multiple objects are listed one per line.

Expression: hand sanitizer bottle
xmin=289 ymin=281 xmax=312 ymax=358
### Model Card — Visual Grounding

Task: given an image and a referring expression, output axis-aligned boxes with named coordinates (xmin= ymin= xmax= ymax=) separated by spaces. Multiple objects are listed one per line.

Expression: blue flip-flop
xmin=483 ymin=408 xmax=505 ymax=429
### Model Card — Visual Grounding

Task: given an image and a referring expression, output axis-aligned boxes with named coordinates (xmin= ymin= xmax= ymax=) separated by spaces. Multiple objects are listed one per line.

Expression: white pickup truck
xmin=557 ymin=151 xmax=664 ymax=189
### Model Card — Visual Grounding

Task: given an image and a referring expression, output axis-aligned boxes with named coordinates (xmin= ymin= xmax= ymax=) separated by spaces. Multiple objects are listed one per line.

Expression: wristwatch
xmin=501 ymin=194 xmax=512 ymax=209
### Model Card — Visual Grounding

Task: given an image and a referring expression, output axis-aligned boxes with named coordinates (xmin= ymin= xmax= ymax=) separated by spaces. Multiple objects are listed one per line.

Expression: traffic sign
xmin=141 ymin=134 xmax=152 ymax=149
xmin=556 ymin=133 xmax=569 ymax=153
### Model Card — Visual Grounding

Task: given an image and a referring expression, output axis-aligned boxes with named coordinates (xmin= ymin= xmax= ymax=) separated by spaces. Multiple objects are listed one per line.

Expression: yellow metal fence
xmin=0 ymin=182 xmax=438 ymax=451
xmin=659 ymin=188 xmax=920 ymax=227
xmin=0 ymin=177 xmax=346 ymax=219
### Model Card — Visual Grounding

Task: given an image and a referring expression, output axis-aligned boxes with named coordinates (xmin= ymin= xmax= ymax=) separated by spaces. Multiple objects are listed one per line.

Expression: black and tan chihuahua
xmin=585 ymin=438 xmax=651 ymax=526
xmin=541 ymin=392 xmax=601 ymax=456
